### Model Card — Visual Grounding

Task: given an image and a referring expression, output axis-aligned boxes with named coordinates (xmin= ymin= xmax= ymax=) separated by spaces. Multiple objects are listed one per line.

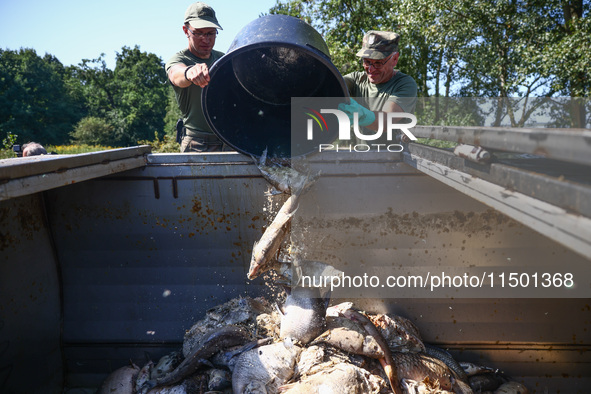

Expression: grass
xmin=46 ymin=144 xmax=115 ymax=154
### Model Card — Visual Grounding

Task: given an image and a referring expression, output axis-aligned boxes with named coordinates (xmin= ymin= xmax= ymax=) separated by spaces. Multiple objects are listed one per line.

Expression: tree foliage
xmin=68 ymin=46 xmax=168 ymax=146
xmin=1 ymin=45 xmax=168 ymax=148
xmin=0 ymin=49 xmax=82 ymax=145
xmin=1 ymin=2 xmax=589 ymax=148
xmin=270 ymin=0 xmax=590 ymax=126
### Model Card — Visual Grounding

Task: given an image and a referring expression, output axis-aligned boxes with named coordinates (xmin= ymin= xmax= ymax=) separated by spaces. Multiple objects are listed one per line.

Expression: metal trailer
xmin=0 ymin=129 xmax=590 ymax=392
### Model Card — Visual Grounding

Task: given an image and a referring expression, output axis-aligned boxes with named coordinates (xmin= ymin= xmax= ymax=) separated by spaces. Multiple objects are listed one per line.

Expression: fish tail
xmin=380 ymin=357 xmax=402 ymax=394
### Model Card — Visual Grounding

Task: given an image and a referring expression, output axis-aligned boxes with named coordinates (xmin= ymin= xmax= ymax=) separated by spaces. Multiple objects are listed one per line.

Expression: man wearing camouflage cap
xmin=166 ymin=2 xmax=228 ymax=152
xmin=339 ymin=31 xmax=417 ymax=143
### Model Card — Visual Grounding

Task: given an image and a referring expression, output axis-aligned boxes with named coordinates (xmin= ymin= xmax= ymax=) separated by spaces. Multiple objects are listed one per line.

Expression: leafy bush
xmin=0 ymin=132 xmax=17 ymax=159
xmin=70 ymin=116 xmax=116 ymax=146
xmin=138 ymin=132 xmax=179 ymax=153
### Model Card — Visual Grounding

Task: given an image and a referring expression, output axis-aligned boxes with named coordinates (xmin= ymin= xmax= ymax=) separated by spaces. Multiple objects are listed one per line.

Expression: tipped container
xmin=202 ymin=14 xmax=348 ymax=158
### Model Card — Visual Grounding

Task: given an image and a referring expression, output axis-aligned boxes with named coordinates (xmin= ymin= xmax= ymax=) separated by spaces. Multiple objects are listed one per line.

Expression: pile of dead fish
xmin=98 ymin=294 xmax=528 ymax=394
xmin=98 ymin=154 xmax=529 ymax=393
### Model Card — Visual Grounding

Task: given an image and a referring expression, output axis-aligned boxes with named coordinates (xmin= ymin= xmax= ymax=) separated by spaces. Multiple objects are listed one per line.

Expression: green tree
xmin=68 ymin=46 xmax=168 ymax=146
xmin=112 ymin=46 xmax=168 ymax=145
xmin=163 ymin=86 xmax=182 ymax=140
xmin=0 ymin=48 xmax=82 ymax=145
xmin=269 ymin=0 xmax=589 ymax=127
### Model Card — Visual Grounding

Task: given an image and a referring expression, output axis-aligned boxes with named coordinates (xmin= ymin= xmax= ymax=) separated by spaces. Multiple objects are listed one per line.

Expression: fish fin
xmin=260 ymin=147 xmax=268 ymax=165
xmin=275 ymin=302 xmax=285 ymax=316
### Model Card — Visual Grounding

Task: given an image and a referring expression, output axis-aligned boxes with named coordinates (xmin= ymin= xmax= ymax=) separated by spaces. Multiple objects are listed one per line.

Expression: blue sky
xmin=0 ymin=0 xmax=278 ymax=69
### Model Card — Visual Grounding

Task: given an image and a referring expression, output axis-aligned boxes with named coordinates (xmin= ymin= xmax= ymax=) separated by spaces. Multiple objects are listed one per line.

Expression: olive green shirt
xmin=343 ymin=70 xmax=417 ymax=114
xmin=165 ymin=48 xmax=224 ymax=135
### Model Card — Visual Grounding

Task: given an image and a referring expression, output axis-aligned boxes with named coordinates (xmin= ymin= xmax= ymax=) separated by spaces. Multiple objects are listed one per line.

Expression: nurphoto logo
xmin=291 ymin=97 xmax=418 ymax=155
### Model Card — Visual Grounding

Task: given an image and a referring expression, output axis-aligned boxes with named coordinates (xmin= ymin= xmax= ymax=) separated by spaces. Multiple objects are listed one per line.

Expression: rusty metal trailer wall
xmin=0 ymin=150 xmax=590 ymax=393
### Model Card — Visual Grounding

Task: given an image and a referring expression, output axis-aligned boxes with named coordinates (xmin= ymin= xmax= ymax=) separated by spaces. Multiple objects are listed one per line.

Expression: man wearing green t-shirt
xmin=340 ymin=31 xmax=418 ymax=144
xmin=165 ymin=2 xmax=227 ymax=152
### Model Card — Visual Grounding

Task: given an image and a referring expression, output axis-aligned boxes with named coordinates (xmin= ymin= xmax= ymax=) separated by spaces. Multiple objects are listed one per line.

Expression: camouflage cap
xmin=184 ymin=2 xmax=223 ymax=30
xmin=356 ymin=31 xmax=400 ymax=59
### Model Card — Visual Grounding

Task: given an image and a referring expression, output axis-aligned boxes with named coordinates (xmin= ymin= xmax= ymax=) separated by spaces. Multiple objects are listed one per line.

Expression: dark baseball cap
xmin=356 ymin=31 xmax=400 ymax=59
xmin=184 ymin=2 xmax=222 ymax=30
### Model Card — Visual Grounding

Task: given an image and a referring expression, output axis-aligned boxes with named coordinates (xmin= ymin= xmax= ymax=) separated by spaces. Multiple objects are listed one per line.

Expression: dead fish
xmin=251 ymin=148 xmax=318 ymax=195
xmin=459 ymin=361 xmax=497 ymax=377
xmin=97 ymin=362 xmax=140 ymax=394
xmin=151 ymin=351 xmax=182 ymax=380
xmin=459 ymin=361 xmax=510 ymax=392
xmin=367 ymin=312 xmax=425 ymax=353
xmin=468 ymin=372 xmax=507 ymax=392
xmin=145 ymin=375 xmax=206 ymax=394
xmin=400 ymin=377 xmax=454 ymax=394
xmin=152 ymin=325 xmax=251 ymax=389
xmin=215 ymin=337 xmax=274 ymax=370
xmin=183 ymin=297 xmax=271 ymax=357
xmin=262 ymin=257 xmax=345 ymax=289
xmin=494 ymin=381 xmax=529 ymax=394
xmin=391 ymin=352 xmax=455 ymax=391
xmin=292 ymin=258 xmax=345 ymax=288
xmin=144 ymin=385 xmax=188 ymax=394
xmin=279 ymin=286 xmax=328 ymax=345
xmin=136 ymin=361 xmax=154 ymax=390
xmin=248 ymin=193 xmax=300 ymax=280
xmin=232 ymin=340 xmax=302 ymax=394
xmin=294 ymin=343 xmax=369 ymax=381
xmin=424 ymin=344 xmax=468 ymax=383
xmin=311 ymin=316 xmax=385 ymax=359
xmin=326 ymin=301 xmax=354 ymax=317
xmin=207 ymin=368 xmax=232 ymax=391
xmin=255 ymin=310 xmax=282 ymax=340
xmin=279 ymin=363 xmax=377 ymax=394
xmin=293 ymin=344 xmax=326 ymax=379
xmin=337 ymin=307 xmax=403 ymax=394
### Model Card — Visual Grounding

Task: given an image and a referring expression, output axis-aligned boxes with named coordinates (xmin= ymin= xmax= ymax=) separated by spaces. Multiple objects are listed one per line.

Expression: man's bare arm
xmin=168 ymin=63 xmax=211 ymax=88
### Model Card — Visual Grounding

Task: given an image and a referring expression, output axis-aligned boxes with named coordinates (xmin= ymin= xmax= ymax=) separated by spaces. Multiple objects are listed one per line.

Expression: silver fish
xmin=183 ymin=297 xmax=271 ymax=357
xmin=252 ymin=148 xmax=319 ymax=195
xmin=151 ymin=351 xmax=182 ymax=380
xmin=311 ymin=316 xmax=385 ymax=359
xmin=459 ymin=361 xmax=509 ymax=392
xmin=136 ymin=361 xmax=153 ymax=391
xmin=280 ymin=286 xmax=328 ymax=345
xmin=294 ymin=343 xmax=368 ymax=381
xmin=153 ymin=325 xmax=251 ymax=388
xmin=97 ymin=363 xmax=139 ymax=394
xmin=215 ymin=337 xmax=274 ymax=371
xmin=232 ymin=341 xmax=302 ymax=394
xmin=207 ymin=368 xmax=232 ymax=391
xmin=459 ymin=361 xmax=497 ymax=377
xmin=248 ymin=194 xmax=300 ymax=280
xmin=279 ymin=363 xmax=377 ymax=394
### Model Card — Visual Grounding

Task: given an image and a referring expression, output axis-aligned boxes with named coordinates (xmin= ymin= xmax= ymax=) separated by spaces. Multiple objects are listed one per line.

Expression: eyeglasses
xmin=362 ymin=53 xmax=394 ymax=69
xmin=187 ymin=27 xmax=218 ymax=39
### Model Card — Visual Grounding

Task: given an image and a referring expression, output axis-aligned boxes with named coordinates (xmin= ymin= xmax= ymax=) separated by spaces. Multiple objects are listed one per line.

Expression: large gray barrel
xmin=202 ymin=15 xmax=348 ymax=158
